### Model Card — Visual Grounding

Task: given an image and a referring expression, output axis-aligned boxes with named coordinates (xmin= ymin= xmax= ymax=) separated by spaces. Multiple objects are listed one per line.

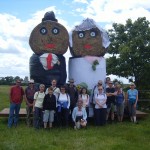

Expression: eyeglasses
xmin=98 ymin=89 xmax=103 ymax=90
xmin=98 ymin=83 xmax=102 ymax=84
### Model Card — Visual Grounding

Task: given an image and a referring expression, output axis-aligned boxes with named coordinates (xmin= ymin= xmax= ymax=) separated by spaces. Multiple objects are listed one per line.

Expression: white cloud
xmin=0 ymin=6 xmax=70 ymax=78
xmin=76 ymin=0 xmax=150 ymax=26
xmin=73 ymin=0 xmax=88 ymax=4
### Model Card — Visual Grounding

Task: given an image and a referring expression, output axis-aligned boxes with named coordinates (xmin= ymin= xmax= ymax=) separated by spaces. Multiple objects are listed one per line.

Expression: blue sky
xmin=0 ymin=0 xmax=150 ymax=83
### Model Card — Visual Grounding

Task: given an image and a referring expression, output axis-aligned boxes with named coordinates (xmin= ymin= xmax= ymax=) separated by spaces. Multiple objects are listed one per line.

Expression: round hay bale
xmin=71 ymin=27 xmax=106 ymax=57
xmin=29 ymin=21 xmax=69 ymax=55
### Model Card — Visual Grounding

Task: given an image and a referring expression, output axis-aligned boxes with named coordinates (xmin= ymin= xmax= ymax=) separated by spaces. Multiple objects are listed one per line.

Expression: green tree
xmin=107 ymin=17 xmax=150 ymax=88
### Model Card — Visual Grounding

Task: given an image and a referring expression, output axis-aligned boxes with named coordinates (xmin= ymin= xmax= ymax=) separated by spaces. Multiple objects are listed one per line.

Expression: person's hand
xmin=99 ymin=104 xmax=103 ymax=108
xmin=134 ymin=103 xmax=136 ymax=108
xmin=33 ymin=107 xmax=35 ymax=112
xmin=28 ymin=103 xmax=33 ymax=107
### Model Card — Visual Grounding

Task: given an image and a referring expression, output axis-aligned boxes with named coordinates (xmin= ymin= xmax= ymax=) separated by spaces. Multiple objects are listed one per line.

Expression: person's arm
xmin=24 ymin=88 xmax=31 ymax=106
xmin=83 ymin=108 xmax=87 ymax=121
xmin=134 ymin=91 xmax=138 ymax=107
xmin=95 ymin=98 xmax=102 ymax=108
xmin=21 ymin=87 xmax=24 ymax=103
xmin=123 ymin=92 xmax=125 ymax=103
xmin=45 ymin=88 xmax=48 ymax=95
xmin=126 ymin=91 xmax=129 ymax=101
xmin=67 ymin=94 xmax=70 ymax=109
xmin=42 ymin=95 xmax=47 ymax=111
xmin=9 ymin=87 xmax=13 ymax=103
xmin=100 ymin=94 xmax=107 ymax=106
xmin=33 ymin=92 xmax=38 ymax=112
xmin=72 ymin=108 xmax=76 ymax=122
xmin=85 ymin=95 xmax=89 ymax=106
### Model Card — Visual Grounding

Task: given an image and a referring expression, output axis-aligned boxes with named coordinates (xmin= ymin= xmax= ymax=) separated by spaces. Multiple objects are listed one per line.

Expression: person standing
xmin=91 ymin=80 xmax=103 ymax=104
xmin=8 ymin=79 xmax=24 ymax=128
xmin=43 ymin=87 xmax=56 ymax=129
xmin=57 ymin=86 xmax=70 ymax=127
xmin=106 ymin=81 xmax=116 ymax=123
xmin=45 ymin=79 xmax=60 ymax=99
xmin=105 ymin=77 xmax=111 ymax=89
xmin=116 ymin=85 xmax=125 ymax=122
xmin=79 ymin=87 xmax=89 ymax=117
xmin=95 ymin=86 xmax=107 ymax=126
xmin=33 ymin=84 xmax=45 ymax=129
xmin=24 ymin=79 xmax=38 ymax=126
xmin=66 ymin=79 xmax=78 ymax=116
xmin=127 ymin=83 xmax=138 ymax=123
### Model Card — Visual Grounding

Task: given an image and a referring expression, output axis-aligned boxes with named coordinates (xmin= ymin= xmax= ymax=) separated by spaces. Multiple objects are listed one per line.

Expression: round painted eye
xmin=78 ymin=32 xmax=85 ymax=38
xmin=52 ymin=27 xmax=59 ymax=35
xmin=40 ymin=27 xmax=47 ymax=35
xmin=90 ymin=31 xmax=96 ymax=37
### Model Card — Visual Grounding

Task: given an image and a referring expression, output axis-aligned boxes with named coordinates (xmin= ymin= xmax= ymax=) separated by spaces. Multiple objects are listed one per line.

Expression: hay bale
xmin=70 ymin=27 xmax=106 ymax=57
xmin=29 ymin=21 xmax=69 ymax=55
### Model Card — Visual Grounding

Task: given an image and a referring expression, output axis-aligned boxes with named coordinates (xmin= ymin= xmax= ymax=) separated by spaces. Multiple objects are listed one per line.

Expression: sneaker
xmin=74 ymin=126 xmax=77 ymax=130
xmin=134 ymin=121 xmax=139 ymax=124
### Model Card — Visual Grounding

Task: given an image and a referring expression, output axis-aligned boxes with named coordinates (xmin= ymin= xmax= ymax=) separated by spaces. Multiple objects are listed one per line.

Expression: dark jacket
xmin=43 ymin=94 xmax=56 ymax=111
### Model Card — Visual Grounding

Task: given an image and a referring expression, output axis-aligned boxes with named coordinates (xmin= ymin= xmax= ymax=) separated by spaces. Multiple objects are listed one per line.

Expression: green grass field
xmin=0 ymin=85 xmax=150 ymax=150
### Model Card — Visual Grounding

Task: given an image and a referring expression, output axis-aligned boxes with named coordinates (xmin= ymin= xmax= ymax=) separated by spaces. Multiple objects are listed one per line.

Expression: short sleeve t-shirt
xmin=10 ymin=86 xmax=24 ymax=104
xmin=34 ymin=91 xmax=45 ymax=108
xmin=127 ymin=89 xmax=138 ymax=101
xmin=106 ymin=87 xmax=116 ymax=104
xmin=95 ymin=93 xmax=107 ymax=109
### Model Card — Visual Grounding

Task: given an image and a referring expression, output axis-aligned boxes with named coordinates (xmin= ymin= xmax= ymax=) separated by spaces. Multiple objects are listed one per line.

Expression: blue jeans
xmin=8 ymin=103 xmax=21 ymax=127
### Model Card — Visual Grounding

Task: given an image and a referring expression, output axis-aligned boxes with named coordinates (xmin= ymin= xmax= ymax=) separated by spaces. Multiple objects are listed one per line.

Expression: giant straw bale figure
xmin=69 ymin=18 xmax=110 ymax=89
xmin=29 ymin=11 xmax=69 ymax=86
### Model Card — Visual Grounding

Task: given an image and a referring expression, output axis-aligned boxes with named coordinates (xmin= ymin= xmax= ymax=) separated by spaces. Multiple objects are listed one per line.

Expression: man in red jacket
xmin=8 ymin=79 xmax=24 ymax=128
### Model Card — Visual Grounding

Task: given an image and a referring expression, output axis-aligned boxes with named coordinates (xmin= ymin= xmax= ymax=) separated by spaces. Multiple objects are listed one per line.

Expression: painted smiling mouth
xmin=45 ymin=44 xmax=56 ymax=49
xmin=84 ymin=44 xmax=92 ymax=49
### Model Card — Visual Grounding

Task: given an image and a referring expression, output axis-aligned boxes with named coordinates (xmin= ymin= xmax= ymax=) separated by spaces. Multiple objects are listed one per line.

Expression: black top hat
xmin=42 ymin=11 xmax=58 ymax=22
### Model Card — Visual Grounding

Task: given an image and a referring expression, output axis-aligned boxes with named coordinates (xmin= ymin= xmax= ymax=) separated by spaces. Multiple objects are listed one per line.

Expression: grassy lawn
xmin=0 ymin=85 xmax=150 ymax=150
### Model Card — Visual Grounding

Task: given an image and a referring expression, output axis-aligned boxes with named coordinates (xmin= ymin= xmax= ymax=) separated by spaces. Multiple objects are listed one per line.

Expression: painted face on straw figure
xmin=29 ymin=11 xmax=69 ymax=86
xmin=69 ymin=18 xmax=110 ymax=89
xmin=70 ymin=18 xmax=110 ymax=57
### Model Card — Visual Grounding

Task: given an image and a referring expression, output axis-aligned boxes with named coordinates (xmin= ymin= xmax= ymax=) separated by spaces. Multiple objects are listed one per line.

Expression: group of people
xmin=8 ymin=77 xmax=139 ymax=130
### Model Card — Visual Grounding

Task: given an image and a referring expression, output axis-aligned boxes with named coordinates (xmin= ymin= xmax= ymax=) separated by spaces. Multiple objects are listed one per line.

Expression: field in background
xmin=0 ymin=85 xmax=150 ymax=150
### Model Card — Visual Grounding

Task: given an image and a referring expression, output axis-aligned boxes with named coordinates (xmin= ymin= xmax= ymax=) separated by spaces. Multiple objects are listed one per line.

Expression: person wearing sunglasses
xmin=94 ymin=86 xmax=107 ymax=126
xmin=24 ymin=79 xmax=38 ymax=126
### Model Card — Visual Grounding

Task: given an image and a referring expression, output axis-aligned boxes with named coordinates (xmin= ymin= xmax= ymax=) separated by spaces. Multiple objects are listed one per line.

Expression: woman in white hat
xmin=127 ymin=83 xmax=138 ymax=123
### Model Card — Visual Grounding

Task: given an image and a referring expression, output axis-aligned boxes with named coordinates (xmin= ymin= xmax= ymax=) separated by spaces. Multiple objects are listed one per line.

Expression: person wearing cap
xmin=106 ymin=81 xmax=116 ymax=123
xmin=65 ymin=79 xmax=78 ymax=117
xmin=8 ymin=79 xmax=24 ymax=128
xmin=24 ymin=79 xmax=38 ymax=126
xmin=127 ymin=83 xmax=138 ymax=123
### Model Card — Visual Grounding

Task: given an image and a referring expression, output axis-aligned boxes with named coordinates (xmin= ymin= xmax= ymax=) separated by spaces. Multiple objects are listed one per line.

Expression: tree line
xmin=0 ymin=76 xmax=24 ymax=85
xmin=107 ymin=17 xmax=150 ymax=89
